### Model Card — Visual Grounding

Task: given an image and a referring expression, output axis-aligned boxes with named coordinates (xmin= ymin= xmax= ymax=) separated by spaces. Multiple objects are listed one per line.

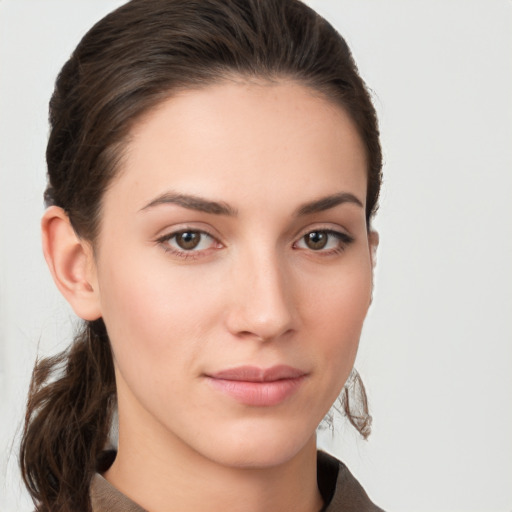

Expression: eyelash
xmin=293 ymin=229 xmax=354 ymax=255
xmin=156 ymin=227 xmax=354 ymax=260
xmin=156 ymin=229 xmax=220 ymax=260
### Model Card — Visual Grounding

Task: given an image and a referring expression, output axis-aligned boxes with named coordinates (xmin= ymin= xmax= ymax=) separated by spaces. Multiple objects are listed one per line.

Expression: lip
xmin=205 ymin=365 xmax=307 ymax=406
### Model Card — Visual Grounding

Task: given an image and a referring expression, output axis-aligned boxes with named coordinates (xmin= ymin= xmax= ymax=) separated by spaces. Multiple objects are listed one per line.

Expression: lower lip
xmin=206 ymin=376 xmax=306 ymax=406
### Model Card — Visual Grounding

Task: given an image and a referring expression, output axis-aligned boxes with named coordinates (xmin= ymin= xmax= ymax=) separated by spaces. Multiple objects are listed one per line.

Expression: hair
xmin=20 ymin=0 xmax=382 ymax=510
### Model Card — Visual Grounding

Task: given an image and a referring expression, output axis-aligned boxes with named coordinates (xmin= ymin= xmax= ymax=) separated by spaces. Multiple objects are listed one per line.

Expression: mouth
xmin=205 ymin=365 xmax=308 ymax=407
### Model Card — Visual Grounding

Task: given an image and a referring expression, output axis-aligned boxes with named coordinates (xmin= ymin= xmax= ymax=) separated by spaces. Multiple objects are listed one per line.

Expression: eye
xmin=157 ymin=229 xmax=219 ymax=255
xmin=173 ymin=231 xmax=206 ymax=250
xmin=295 ymin=229 xmax=354 ymax=253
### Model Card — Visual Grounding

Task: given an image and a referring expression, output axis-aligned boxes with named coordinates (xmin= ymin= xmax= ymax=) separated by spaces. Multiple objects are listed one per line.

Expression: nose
xmin=224 ymin=250 xmax=295 ymax=342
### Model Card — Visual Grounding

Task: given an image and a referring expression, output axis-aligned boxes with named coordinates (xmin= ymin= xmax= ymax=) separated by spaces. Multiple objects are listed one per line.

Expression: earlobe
xmin=42 ymin=206 xmax=102 ymax=321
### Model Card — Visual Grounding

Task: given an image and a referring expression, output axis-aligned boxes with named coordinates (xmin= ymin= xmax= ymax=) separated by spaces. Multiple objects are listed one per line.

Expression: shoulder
xmin=90 ymin=473 xmax=147 ymax=512
xmin=317 ymin=451 xmax=385 ymax=512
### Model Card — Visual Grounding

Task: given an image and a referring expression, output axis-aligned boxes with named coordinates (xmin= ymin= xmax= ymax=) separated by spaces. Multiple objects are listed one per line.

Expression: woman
xmin=20 ymin=0 xmax=383 ymax=510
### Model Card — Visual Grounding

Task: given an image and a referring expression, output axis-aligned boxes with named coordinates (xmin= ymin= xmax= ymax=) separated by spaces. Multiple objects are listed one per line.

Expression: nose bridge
xmin=226 ymin=243 xmax=294 ymax=340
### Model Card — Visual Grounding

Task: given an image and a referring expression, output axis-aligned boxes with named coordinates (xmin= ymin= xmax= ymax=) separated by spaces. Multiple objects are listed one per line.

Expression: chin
xmin=195 ymin=419 xmax=318 ymax=470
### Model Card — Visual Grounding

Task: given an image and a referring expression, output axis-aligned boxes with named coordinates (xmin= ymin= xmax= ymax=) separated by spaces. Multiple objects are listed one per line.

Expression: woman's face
xmin=92 ymin=80 xmax=375 ymax=468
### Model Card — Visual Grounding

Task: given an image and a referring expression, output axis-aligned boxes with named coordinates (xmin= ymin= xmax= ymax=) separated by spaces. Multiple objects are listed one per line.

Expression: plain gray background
xmin=1 ymin=1 xmax=511 ymax=511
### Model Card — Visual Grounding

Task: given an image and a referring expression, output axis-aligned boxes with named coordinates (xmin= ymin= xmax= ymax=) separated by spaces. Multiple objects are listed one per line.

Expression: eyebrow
xmin=295 ymin=192 xmax=363 ymax=216
xmin=139 ymin=191 xmax=363 ymax=217
xmin=140 ymin=192 xmax=238 ymax=216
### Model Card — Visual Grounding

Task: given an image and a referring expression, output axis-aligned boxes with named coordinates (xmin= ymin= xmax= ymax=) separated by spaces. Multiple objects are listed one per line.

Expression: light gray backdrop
xmin=1 ymin=1 xmax=511 ymax=511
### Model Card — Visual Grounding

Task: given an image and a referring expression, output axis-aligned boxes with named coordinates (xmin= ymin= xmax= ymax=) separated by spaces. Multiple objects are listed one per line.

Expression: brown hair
xmin=20 ymin=0 xmax=382 ymax=510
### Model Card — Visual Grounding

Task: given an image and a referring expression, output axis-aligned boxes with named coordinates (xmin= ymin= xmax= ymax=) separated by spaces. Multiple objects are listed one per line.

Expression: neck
xmin=105 ymin=405 xmax=323 ymax=512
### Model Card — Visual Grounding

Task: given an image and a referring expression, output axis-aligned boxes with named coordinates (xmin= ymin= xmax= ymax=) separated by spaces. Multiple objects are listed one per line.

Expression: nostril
xmin=224 ymin=257 xmax=295 ymax=341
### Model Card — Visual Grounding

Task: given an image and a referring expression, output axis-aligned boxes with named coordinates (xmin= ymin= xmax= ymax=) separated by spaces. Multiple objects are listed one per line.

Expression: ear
xmin=367 ymin=230 xmax=379 ymax=306
xmin=41 ymin=206 xmax=102 ymax=321
xmin=368 ymin=230 xmax=379 ymax=269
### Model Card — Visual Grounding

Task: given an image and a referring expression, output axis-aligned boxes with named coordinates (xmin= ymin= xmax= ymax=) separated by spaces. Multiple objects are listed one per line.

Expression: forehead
xmin=106 ymin=80 xmax=368 ymax=214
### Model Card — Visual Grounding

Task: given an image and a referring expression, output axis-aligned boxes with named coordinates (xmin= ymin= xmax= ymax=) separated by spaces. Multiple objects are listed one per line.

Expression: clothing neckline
xmin=90 ymin=450 xmax=383 ymax=512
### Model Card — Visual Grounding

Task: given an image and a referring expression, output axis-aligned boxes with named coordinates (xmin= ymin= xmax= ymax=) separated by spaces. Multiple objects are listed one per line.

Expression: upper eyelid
xmin=155 ymin=224 xmax=221 ymax=242
xmin=294 ymin=229 xmax=354 ymax=244
xmin=157 ymin=227 xmax=211 ymax=238
xmin=293 ymin=223 xmax=353 ymax=241
xmin=153 ymin=223 xmax=354 ymax=245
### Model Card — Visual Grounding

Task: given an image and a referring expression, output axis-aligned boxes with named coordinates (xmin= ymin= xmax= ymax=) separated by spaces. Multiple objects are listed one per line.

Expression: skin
xmin=42 ymin=80 xmax=377 ymax=512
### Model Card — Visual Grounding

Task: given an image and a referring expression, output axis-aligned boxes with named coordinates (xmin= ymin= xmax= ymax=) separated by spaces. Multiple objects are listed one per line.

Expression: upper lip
xmin=207 ymin=365 xmax=307 ymax=382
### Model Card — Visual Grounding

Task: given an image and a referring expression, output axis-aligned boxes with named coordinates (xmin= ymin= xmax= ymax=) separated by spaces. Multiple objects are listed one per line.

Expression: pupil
xmin=306 ymin=231 xmax=327 ymax=250
xmin=177 ymin=232 xmax=200 ymax=250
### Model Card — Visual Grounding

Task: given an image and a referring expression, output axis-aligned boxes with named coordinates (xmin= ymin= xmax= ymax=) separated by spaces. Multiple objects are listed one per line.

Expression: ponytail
xmin=20 ymin=319 xmax=115 ymax=512
xmin=321 ymin=369 xmax=372 ymax=439
xmin=341 ymin=369 xmax=372 ymax=439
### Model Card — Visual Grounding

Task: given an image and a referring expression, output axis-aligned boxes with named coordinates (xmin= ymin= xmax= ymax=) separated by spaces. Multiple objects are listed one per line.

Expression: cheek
xmin=305 ymin=259 xmax=371 ymax=326
xmin=300 ymin=259 xmax=372 ymax=371
xmin=96 ymin=252 xmax=223 ymax=373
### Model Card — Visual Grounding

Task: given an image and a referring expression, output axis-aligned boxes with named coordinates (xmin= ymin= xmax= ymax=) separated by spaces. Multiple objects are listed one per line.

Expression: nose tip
xmin=230 ymin=305 xmax=294 ymax=342
xmin=225 ymin=258 xmax=295 ymax=342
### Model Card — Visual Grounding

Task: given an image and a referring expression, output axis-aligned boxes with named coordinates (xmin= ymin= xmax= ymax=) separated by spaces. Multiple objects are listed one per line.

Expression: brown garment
xmin=90 ymin=451 xmax=384 ymax=512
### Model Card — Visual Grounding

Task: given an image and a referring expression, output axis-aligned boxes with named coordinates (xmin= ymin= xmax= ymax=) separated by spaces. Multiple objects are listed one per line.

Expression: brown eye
xmin=175 ymin=231 xmax=201 ymax=250
xmin=304 ymin=231 xmax=328 ymax=250
xmin=157 ymin=229 xmax=221 ymax=259
xmin=295 ymin=229 xmax=354 ymax=253
xmin=158 ymin=229 xmax=219 ymax=256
